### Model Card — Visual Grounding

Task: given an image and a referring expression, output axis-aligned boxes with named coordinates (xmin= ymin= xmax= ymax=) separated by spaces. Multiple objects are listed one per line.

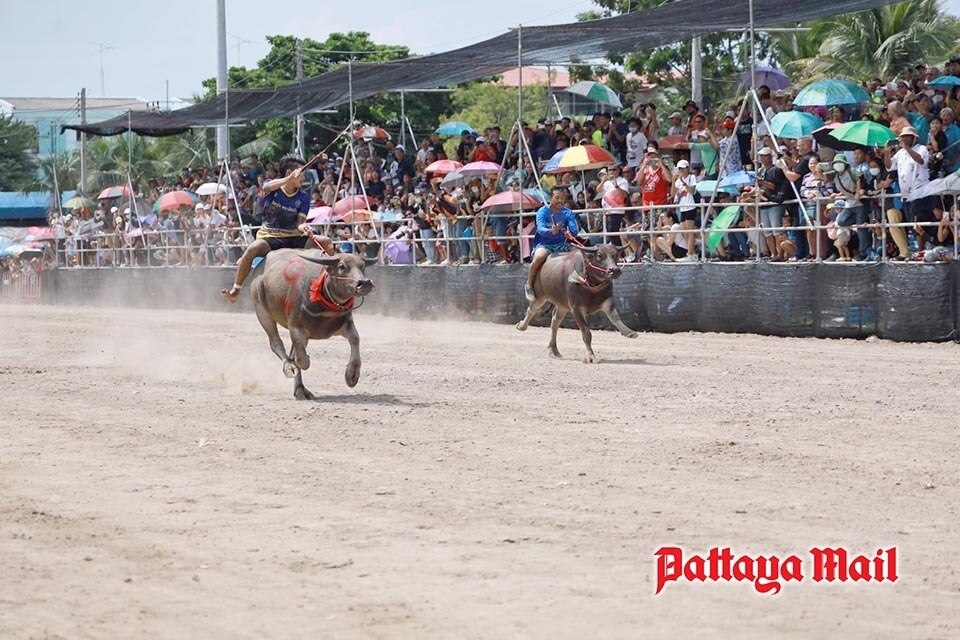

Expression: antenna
xmin=92 ymin=42 xmax=116 ymax=96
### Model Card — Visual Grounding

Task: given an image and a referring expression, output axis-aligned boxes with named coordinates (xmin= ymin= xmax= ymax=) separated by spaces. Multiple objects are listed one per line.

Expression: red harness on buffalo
xmin=308 ymin=270 xmax=355 ymax=312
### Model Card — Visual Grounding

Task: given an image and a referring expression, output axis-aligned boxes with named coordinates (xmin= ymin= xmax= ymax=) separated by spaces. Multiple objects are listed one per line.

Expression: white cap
xmin=676 ymin=159 xmax=690 ymax=169
xmin=123 ymin=207 xmax=131 ymax=214
xmin=395 ymin=144 xmax=405 ymax=152
xmin=110 ymin=206 xmax=118 ymax=213
xmin=758 ymin=147 xmax=774 ymax=156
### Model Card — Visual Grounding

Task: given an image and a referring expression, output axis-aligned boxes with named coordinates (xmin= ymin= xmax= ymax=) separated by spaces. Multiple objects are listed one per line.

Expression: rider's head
xmin=550 ymin=186 xmax=567 ymax=208
xmin=279 ymin=154 xmax=306 ymax=184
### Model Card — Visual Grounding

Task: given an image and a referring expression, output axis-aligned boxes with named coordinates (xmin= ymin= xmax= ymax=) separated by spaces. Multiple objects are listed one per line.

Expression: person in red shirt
xmin=640 ymin=146 xmax=672 ymax=209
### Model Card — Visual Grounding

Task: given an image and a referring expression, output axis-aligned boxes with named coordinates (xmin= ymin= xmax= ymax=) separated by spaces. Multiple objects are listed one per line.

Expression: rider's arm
xmin=263 ymin=168 xmax=302 ymax=196
xmin=535 ymin=208 xmax=553 ymax=235
xmin=564 ymin=209 xmax=579 ymax=236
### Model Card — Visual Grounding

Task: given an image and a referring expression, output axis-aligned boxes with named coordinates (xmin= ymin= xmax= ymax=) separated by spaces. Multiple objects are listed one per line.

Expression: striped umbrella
xmin=354 ymin=125 xmax=391 ymax=140
xmin=544 ymin=144 xmax=616 ymax=173
xmin=564 ymin=81 xmax=623 ymax=108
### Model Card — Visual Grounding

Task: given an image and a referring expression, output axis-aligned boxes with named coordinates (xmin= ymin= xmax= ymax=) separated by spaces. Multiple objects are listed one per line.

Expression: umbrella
xmin=332 ymin=195 xmax=378 ymax=216
xmin=812 ymin=122 xmax=845 ymax=149
xmin=0 ymin=244 xmax=42 ymax=257
xmin=354 ymin=125 xmax=391 ymax=140
xmin=384 ymin=230 xmax=415 ymax=264
xmin=829 ymin=121 xmax=896 ymax=149
xmin=436 ymin=121 xmax=476 ymax=136
xmin=564 ymin=81 xmax=623 ymax=108
xmin=125 ymin=228 xmax=157 ymax=240
xmin=718 ymin=170 xmax=756 ymax=189
xmin=154 ymin=190 xmax=198 ymax=212
xmin=460 ymin=161 xmax=501 ymax=177
xmin=793 ymin=79 xmax=870 ymax=107
xmin=24 ymin=226 xmax=59 ymax=242
xmin=424 ymin=159 xmax=463 ymax=176
xmin=307 ymin=206 xmax=333 ymax=223
xmin=768 ymin=111 xmax=824 ymax=139
xmin=706 ymin=206 xmax=743 ymax=253
xmin=333 ymin=209 xmax=374 ymax=224
xmin=480 ymin=191 xmax=542 ymax=212
xmin=196 ymin=182 xmax=227 ymax=196
xmin=927 ymin=75 xmax=960 ymax=89
xmin=63 ymin=196 xmax=96 ymax=209
xmin=97 ymin=185 xmax=132 ymax=200
xmin=658 ymin=135 xmax=688 ymax=150
xmin=544 ymin=144 xmax=616 ymax=173
xmin=372 ymin=210 xmax=403 ymax=222
xmin=740 ymin=66 xmax=791 ymax=90
xmin=695 ymin=180 xmax=740 ymax=197
xmin=440 ymin=171 xmax=466 ymax=190
xmin=523 ymin=188 xmax=548 ymax=203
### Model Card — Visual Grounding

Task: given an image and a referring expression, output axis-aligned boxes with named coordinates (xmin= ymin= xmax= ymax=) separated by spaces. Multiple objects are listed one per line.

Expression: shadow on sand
xmin=305 ymin=393 xmax=433 ymax=408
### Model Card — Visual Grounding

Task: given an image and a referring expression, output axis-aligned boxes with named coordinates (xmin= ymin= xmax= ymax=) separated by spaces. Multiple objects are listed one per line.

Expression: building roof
xmin=499 ymin=67 xmax=572 ymax=89
xmin=0 ymin=97 xmax=156 ymax=112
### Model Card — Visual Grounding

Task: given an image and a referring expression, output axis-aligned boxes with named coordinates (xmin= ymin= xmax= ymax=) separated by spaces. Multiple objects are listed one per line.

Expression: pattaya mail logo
xmin=654 ymin=546 xmax=898 ymax=595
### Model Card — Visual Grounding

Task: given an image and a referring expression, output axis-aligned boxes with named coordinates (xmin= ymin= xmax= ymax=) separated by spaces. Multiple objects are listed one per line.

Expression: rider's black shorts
xmin=262 ymin=235 xmax=309 ymax=251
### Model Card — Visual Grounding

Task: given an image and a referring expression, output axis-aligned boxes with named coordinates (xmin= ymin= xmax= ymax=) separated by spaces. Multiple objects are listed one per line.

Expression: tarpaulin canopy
xmin=65 ymin=0 xmax=899 ymax=137
xmin=0 ymin=191 xmax=77 ymax=221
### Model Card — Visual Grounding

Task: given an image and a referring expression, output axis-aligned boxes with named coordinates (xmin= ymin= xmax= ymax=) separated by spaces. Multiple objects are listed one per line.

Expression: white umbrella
xmin=196 ymin=182 xmax=227 ymax=196
xmin=563 ymin=81 xmax=623 ymax=108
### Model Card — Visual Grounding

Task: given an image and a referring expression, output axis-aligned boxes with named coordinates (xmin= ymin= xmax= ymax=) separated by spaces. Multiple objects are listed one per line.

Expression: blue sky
xmin=3 ymin=0 xmax=960 ymax=100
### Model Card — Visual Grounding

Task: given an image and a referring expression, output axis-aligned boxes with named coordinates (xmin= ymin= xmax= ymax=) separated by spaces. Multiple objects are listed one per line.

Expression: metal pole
xmin=80 ymin=88 xmax=87 ymax=194
xmin=295 ymin=38 xmax=305 ymax=157
xmin=517 ymin=26 xmax=523 ymax=184
xmin=400 ymin=90 xmax=406 ymax=149
xmin=215 ymin=0 xmax=229 ymax=161
xmin=165 ymin=80 xmax=170 ymax=111
xmin=99 ymin=45 xmax=106 ymax=96
xmin=691 ymin=36 xmax=703 ymax=106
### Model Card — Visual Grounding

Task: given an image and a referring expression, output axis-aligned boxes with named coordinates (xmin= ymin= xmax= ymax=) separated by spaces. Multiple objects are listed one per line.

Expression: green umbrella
xmin=63 ymin=196 xmax=96 ymax=209
xmin=564 ymin=81 xmax=623 ymax=108
xmin=829 ymin=121 xmax=896 ymax=148
xmin=707 ymin=206 xmax=742 ymax=254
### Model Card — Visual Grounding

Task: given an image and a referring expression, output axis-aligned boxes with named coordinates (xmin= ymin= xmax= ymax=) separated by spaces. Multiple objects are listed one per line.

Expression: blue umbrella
xmin=523 ymin=188 xmax=548 ymax=203
xmin=718 ymin=170 xmax=756 ymax=189
xmin=542 ymin=150 xmax=566 ymax=174
xmin=741 ymin=66 xmax=791 ymax=90
xmin=696 ymin=180 xmax=739 ymax=196
xmin=436 ymin=121 xmax=476 ymax=136
xmin=927 ymin=75 xmax=960 ymax=89
xmin=768 ymin=111 xmax=824 ymax=139
xmin=372 ymin=210 xmax=402 ymax=222
xmin=793 ymin=79 xmax=871 ymax=107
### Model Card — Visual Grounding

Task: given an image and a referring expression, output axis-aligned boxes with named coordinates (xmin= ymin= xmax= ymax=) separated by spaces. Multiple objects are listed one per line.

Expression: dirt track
xmin=2 ymin=303 xmax=959 ymax=639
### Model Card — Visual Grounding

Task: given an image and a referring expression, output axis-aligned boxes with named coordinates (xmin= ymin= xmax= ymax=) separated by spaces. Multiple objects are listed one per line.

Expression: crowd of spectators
xmin=41 ymin=59 xmax=960 ymax=268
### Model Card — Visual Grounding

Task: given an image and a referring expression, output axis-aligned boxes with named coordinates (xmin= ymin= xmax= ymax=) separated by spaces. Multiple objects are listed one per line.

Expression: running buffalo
xmin=516 ymin=244 xmax=637 ymax=363
xmin=250 ymin=249 xmax=375 ymax=399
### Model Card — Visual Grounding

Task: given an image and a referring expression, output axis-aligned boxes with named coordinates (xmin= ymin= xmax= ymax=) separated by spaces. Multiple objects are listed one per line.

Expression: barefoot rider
xmin=221 ymin=154 xmax=334 ymax=302
xmin=524 ymin=186 xmax=580 ymax=301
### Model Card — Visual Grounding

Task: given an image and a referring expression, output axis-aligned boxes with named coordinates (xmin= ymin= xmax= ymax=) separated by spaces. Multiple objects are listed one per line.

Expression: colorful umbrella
xmin=459 ymin=161 xmax=501 ymax=177
xmin=768 ymin=111 xmax=824 ymax=139
xmin=196 ymin=182 xmax=227 ymax=196
xmin=424 ymin=159 xmax=463 ymax=176
xmin=97 ymin=185 xmax=132 ymax=200
xmin=436 ymin=121 xmax=476 ymax=136
xmin=927 ymin=75 xmax=960 ymax=89
xmin=740 ymin=66 xmax=791 ymax=90
xmin=544 ymin=144 xmax=616 ymax=173
xmin=354 ymin=125 xmax=391 ymax=140
xmin=63 ymin=196 xmax=96 ymax=209
xmin=333 ymin=209 xmax=374 ymax=224
xmin=24 ymin=227 xmax=59 ymax=242
xmin=718 ymin=170 xmax=756 ymax=189
xmin=480 ymin=190 xmax=542 ymax=212
xmin=828 ymin=121 xmax=896 ymax=149
xmin=793 ymin=79 xmax=870 ymax=107
xmin=332 ymin=195 xmax=378 ymax=216
xmin=811 ymin=122 xmax=845 ymax=149
xmin=564 ymin=81 xmax=623 ymax=108
xmin=154 ymin=190 xmax=198 ymax=212
xmin=307 ymin=206 xmax=333 ymax=223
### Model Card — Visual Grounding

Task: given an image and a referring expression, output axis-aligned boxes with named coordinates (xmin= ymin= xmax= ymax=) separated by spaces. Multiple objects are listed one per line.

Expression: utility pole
xmin=691 ymin=36 xmax=703 ymax=106
xmin=94 ymin=42 xmax=114 ymax=96
xmin=215 ymin=0 xmax=230 ymax=161
xmin=295 ymin=38 xmax=305 ymax=157
xmin=80 ymin=88 xmax=87 ymax=194
xmin=165 ymin=79 xmax=170 ymax=111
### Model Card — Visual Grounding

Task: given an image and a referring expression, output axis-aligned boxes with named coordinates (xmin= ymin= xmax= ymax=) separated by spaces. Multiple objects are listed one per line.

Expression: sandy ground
xmin=1 ymin=303 xmax=959 ymax=639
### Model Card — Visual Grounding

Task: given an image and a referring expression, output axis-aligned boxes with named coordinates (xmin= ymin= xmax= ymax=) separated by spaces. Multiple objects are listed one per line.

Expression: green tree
xmin=443 ymin=83 xmax=547 ymax=133
xmin=26 ymin=152 xmax=79 ymax=201
xmin=85 ymin=132 xmax=207 ymax=190
xmin=0 ymin=114 xmax=39 ymax=191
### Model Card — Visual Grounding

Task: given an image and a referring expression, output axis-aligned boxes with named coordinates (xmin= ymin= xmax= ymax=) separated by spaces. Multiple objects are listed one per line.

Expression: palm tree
xmin=788 ymin=1 xmax=960 ymax=82
xmin=26 ymin=152 xmax=79 ymax=200
xmin=86 ymin=132 xmax=208 ymax=190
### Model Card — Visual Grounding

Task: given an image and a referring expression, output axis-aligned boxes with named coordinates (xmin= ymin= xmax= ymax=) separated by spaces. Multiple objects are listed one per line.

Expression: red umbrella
xmin=812 ymin=122 xmax=844 ymax=149
xmin=658 ymin=135 xmax=688 ymax=150
xmin=424 ymin=159 xmax=463 ymax=176
xmin=354 ymin=126 xmax=391 ymax=140
xmin=602 ymin=189 xmax=627 ymax=207
xmin=24 ymin=226 xmax=59 ymax=241
xmin=480 ymin=190 xmax=542 ymax=212
xmin=460 ymin=161 xmax=502 ymax=177
xmin=332 ymin=195 xmax=378 ymax=216
xmin=97 ymin=185 xmax=132 ymax=200
xmin=307 ymin=206 xmax=333 ymax=223
xmin=155 ymin=190 xmax=197 ymax=212
xmin=333 ymin=209 xmax=374 ymax=223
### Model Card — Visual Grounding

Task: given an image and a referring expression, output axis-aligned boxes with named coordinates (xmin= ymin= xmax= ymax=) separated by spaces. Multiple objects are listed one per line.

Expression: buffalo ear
xmin=363 ymin=257 xmax=379 ymax=267
xmin=298 ymin=253 xmax=340 ymax=267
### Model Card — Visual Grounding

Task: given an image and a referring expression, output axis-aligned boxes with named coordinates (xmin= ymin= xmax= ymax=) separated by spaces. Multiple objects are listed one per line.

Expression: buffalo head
xmin=299 ymin=251 xmax=376 ymax=298
xmin=577 ymin=243 xmax=623 ymax=280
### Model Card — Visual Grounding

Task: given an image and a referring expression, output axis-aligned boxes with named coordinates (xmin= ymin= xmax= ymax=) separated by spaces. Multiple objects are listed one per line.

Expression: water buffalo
xmin=516 ymin=244 xmax=637 ymax=363
xmin=250 ymin=249 xmax=375 ymax=399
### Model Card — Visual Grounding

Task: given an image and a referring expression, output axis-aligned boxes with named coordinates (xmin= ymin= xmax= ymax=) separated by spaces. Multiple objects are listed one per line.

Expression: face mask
xmin=629 ymin=127 xmax=638 ymax=133
xmin=833 ymin=163 xmax=846 ymax=173
xmin=870 ymin=167 xmax=881 ymax=177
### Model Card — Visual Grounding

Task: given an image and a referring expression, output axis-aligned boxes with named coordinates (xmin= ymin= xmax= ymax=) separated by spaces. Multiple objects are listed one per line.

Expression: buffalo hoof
xmin=582 ymin=354 xmax=601 ymax=364
xmin=515 ymin=321 xmax=528 ymax=332
xmin=294 ymin=385 xmax=316 ymax=401
xmin=283 ymin=361 xmax=298 ymax=378
xmin=345 ymin=362 xmax=361 ymax=388
xmin=625 ymin=331 xmax=639 ymax=339
xmin=548 ymin=348 xmax=562 ymax=359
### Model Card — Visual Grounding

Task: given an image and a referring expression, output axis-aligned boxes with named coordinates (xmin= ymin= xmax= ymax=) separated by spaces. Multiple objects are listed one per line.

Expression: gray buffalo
xmin=516 ymin=244 xmax=637 ymax=363
xmin=250 ymin=249 xmax=375 ymax=399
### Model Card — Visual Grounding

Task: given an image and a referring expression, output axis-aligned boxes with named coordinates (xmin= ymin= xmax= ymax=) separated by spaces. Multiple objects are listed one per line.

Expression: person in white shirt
xmin=625 ymin=117 xmax=649 ymax=170
xmin=672 ymin=159 xmax=700 ymax=259
xmin=667 ymin=112 xmax=686 ymax=137
xmin=654 ymin=210 xmax=688 ymax=260
xmin=598 ymin=165 xmax=631 ymax=245
xmin=884 ymin=126 xmax=933 ymax=233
